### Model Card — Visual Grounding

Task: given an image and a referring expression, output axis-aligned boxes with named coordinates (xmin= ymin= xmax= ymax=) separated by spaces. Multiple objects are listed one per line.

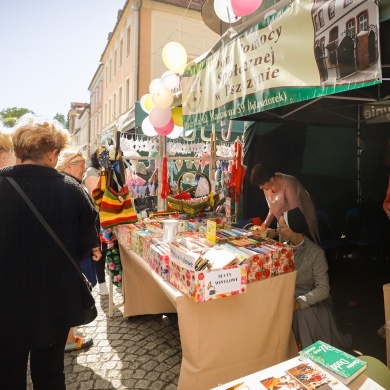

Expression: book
xmin=299 ymin=340 xmax=367 ymax=385
xmin=211 ymin=357 xmax=350 ymax=390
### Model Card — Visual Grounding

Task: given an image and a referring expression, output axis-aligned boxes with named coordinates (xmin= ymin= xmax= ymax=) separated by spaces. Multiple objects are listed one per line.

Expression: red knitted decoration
xmin=160 ymin=157 xmax=170 ymax=199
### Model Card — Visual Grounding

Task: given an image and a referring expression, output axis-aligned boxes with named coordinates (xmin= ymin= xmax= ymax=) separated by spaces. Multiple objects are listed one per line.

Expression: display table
xmin=210 ymin=356 xmax=375 ymax=390
xmin=119 ymin=242 xmax=299 ymax=390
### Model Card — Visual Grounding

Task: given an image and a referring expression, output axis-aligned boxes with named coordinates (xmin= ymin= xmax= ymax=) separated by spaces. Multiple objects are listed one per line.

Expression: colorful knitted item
xmin=106 ymin=241 xmax=122 ymax=287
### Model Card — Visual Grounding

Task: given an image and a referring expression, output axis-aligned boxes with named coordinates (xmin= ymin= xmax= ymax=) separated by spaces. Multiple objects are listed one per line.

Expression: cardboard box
xmin=149 ymin=243 xmax=170 ymax=280
xmin=114 ymin=224 xmax=137 ymax=249
xmin=131 ymin=229 xmax=158 ymax=257
xmin=244 ymin=240 xmax=295 ymax=283
xmin=168 ymin=242 xmax=248 ymax=303
xmin=383 ymin=283 xmax=390 ymax=368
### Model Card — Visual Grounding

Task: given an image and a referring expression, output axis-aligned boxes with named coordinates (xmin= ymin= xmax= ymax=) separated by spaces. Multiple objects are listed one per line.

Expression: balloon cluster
xmin=140 ymin=42 xmax=187 ymax=139
xmin=214 ymin=0 xmax=263 ymax=23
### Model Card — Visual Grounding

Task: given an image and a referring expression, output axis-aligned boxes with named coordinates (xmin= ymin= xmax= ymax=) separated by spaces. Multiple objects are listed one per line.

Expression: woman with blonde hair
xmin=56 ymin=146 xmax=103 ymax=352
xmin=0 ymin=115 xmax=99 ymax=389
xmin=0 ymin=131 xmax=16 ymax=168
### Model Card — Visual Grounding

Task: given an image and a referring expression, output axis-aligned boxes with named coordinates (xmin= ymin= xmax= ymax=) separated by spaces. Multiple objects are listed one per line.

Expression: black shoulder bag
xmin=6 ymin=176 xmax=98 ymax=325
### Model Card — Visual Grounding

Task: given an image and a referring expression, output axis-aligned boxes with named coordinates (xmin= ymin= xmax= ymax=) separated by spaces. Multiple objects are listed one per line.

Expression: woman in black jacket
xmin=0 ymin=115 xmax=99 ymax=390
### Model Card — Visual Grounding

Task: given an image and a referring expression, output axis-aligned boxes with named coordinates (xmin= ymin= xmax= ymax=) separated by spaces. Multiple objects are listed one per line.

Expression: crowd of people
xmin=0 ymin=116 xmax=110 ymax=389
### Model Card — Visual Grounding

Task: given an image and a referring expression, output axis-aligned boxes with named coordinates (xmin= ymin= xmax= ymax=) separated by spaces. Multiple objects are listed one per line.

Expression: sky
xmin=0 ymin=0 xmax=126 ymax=119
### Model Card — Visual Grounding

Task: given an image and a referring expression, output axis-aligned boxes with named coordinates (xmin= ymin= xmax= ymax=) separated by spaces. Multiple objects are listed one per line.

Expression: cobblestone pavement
xmin=27 ymin=287 xmax=182 ymax=390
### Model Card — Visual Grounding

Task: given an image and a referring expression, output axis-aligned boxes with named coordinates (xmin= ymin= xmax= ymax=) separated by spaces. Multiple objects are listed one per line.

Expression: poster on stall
xmin=204 ymin=267 xmax=243 ymax=299
xmin=181 ymin=0 xmax=381 ymax=130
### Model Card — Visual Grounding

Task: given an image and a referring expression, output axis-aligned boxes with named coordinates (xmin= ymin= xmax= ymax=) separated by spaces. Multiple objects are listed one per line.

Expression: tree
xmin=0 ymin=107 xmax=34 ymax=127
xmin=53 ymin=113 xmax=68 ymax=128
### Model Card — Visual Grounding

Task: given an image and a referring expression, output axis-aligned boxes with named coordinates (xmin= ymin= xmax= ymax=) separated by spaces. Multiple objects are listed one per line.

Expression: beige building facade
xmin=84 ymin=0 xmax=218 ymax=153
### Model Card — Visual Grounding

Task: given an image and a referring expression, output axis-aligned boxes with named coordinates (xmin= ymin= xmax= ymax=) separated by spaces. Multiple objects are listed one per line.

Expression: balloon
xmin=144 ymin=94 xmax=155 ymax=112
xmin=231 ymin=0 xmax=263 ymax=16
xmin=154 ymin=118 xmax=174 ymax=136
xmin=166 ymin=125 xmax=183 ymax=139
xmin=149 ymin=106 xmax=172 ymax=128
xmin=162 ymin=42 xmax=187 ymax=74
xmin=214 ymin=0 xmax=241 ymax=23
xmin=140 ymin=94 xmax=150 ymax=113
xmin=152 ymin=87 xmax=173 ymax=109
xmin=141 ymin=116 xmax=158 ymax=137
xmin=171 ymin=106 xmax=183 ymax=127
xmin=161 ymin=71 xmax=181 ymax=90
xmin=149 ymin=78 xmax=162 ymax=93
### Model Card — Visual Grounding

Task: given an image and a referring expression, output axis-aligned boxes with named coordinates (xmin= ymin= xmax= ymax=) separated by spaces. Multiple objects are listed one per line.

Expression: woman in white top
xmin=250 ymin=163 xmax=320 ymax=243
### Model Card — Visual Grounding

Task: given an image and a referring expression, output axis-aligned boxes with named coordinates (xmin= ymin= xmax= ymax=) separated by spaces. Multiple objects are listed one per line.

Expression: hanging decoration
xmin=231 ymin=0 xmax=263 ymax=17
xmin=220 ymin=120 xmax=233 ymax=141
xmin=149 ymin=106 xmax=172 ymax=128
xmin=161 ymin=71 xmax=181 ymax=90
xmin=141 ymin=116 xmax=158 ymax=137
xmin=214 ymin=0 xmax=241 ymax=23
xmin=160 ymin=157 xmax=170 ymax=199
xmin=162 ymin=42 xmax=188 ymax=74
xmin=154 ymin=118 xmax=175 ymax=136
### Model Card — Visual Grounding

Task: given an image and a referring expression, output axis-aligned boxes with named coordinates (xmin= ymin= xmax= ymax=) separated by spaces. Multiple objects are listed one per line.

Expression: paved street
xmin=27 ymin=288 xmax=182 ymax=390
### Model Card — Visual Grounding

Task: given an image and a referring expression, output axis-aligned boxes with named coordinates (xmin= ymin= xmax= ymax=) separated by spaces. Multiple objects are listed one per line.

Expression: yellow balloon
xmin=145 ymin=94 xmax=155 ymax=112
xmin=171 ymin=107 xmax=183 ymax=127
xmin=162 ymin=42 xmax=187 ymax=74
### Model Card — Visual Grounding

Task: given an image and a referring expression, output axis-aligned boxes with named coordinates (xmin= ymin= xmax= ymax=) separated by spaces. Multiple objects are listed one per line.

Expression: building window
xmin=114 ymin=50 xmax=117 ymax=75
xmin=318 ymin=10 xmax=325 ymax=28
xmin=345 ymin=0 xmax=353 ymax=6
xmin=126 ymin=26 xmax=131 ymax=57
xmin=109 ymin=98 xmax=112 ymax=122
xmin=347 ymin=19 xmax=355 ymax=35
xmin=119 ymin=86 xmax=122 ymax=115
xmin=125 ymin=79 xmax=130 ymax=109
xmin=119 ymin=39 xmax=123 ymax=66
xmin=109 ymin=59 xmax=112 ymax=82
xmin=105 ymin=66 xmax=108 ymax=88
xmin=113 ymin=93 xmax=117 ymax=118
xmin=104 ymin=103 xmax=107 ymax=125
xmin=328 ymin=1 xmax=335 ymax=19
xmin=358 ymin=12 xmax=368 ymax=33
xmin=314 ymin=14 xmax=320 ymax=31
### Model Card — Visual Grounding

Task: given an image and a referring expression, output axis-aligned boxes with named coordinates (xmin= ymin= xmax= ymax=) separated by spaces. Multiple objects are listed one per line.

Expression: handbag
xmin=99 ymin=157 xmax=138 ymax=229
xmin=6 ymin=177 xmax=98 ymax=325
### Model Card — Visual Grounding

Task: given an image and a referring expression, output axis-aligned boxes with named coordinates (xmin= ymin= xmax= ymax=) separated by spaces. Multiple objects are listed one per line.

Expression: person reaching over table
xmin=250 ymin=163 xmax=320 ymax=243
xmin=0 ymin=114 xmax=98 ymax=389
xmin=278 ymin=207 xmax=352 ymax=350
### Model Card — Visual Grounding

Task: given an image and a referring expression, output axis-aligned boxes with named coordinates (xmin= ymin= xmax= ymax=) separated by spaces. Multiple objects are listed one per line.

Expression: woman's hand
xmin=92 ymin=247 xmax=102 ymax=261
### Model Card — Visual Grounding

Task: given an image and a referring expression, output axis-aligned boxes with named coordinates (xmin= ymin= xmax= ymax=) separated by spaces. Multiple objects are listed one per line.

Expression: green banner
xmin=181 ymin=0 xmax=381 ymax=130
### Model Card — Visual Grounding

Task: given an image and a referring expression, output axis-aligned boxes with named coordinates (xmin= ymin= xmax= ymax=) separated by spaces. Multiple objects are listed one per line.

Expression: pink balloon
xmin=231 ymin=0 xmax=263 ymax=17
xmin=149 ymin=106 xmax=172 ymax=128
xmin=154 ymin=118 xmax=174 ymax=136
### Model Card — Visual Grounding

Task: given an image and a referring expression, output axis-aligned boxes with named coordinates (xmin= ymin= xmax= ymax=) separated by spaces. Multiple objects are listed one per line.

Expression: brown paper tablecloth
xmin=119 ymin=242 xmax=298 ymax=390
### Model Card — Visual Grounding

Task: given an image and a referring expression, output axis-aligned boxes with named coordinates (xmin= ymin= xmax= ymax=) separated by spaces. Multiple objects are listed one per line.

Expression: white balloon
xmin=141 ymin=116 xmax=158 ymax=137
xmin=161 ymin=71 xmax=181 ymax=90
xmin=166 ymin=125 xmax=183 ymax=139
xmin=151 ymin=87 xmax=173 ymax=109
xmin=149 ymin=78 xmax=162 ymax=94
xmin=214 ymin=0 xmax=241 ymax=23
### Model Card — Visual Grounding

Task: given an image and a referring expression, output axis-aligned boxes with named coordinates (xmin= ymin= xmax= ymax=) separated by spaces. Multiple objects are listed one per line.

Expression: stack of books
xmin=299 ymin=340 xmax=367 ymax=385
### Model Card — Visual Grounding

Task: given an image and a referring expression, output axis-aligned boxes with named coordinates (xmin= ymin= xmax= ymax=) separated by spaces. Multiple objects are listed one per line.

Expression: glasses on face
xmin=69 ymin=151 xmax=84 ymax=164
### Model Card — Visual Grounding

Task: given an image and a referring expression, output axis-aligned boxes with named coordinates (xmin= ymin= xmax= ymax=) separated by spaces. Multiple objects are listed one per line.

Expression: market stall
xmin=117 ymin=238 xmax=298 ymax=390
